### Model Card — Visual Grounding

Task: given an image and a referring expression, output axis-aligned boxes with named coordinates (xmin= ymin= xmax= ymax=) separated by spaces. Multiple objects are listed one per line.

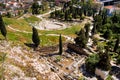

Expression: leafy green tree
xmin=100 ymin=23 xmax=111 ymax=33
xmin=31 ymin=2 xmax=40 ymax=15
xmin=74 ymin=28 xmax=87 ymax=48
xmin=0 ymin=15 xmax=7 ymax=39
xmin=103 ymin=29 xmax=112 ymax=39
xmin=91 ymin=3 xmax=101 ymax=17
xmin=116 ymin=55 xmax=120 ymax=64
xmin=32 ymin=27 xmax=40 ymax=48
xmin=69 ymin=5 xmax=73 ymax=13
xmin=111 ymin=23 xmax=120 ymax=34
xmin=72 ymin=8 xmax=77 ymax=19
xmin=114 ymin=36 xmax=120 ymax=52
xmin=102 ymin=9 xmax=107 ymax=25
xmin=71 ymin=0 xmax=78 ymax=4
xmin=93 ymin=14 xmax=103 ymax=32
xmin=94 ymin=14 xmax=102 ymax=23
xmin=87 ymin=10 xmax=93 ymax=16
xmin=85 ymin=23 xmax=90 ymax=40
xmin=63 ymin=2 xmax=68 ymax=10
xmin=54 ymin=9 xmax=59 ymax=18
xmin=42 ymin=0 xmax=49 ymax=11
xmin=107 ymin=40 xmax=114 ymax=51
xmin=68 ymin=13 xmax=72 ymax=21
xmin=82 ymin=2 xmax=87 ymax=16
xmin=79 ymin=9 xmax=83 ymax=19
xmin=111 ymin=12 xmax=120 ymax=23
xmin=98 ymin=7 xmax=102 ymax=15
xmin=54 ymin=9 xmax=57 ymax=17
xmin=85 ymin=54 xmax=100 ymax=74
xmin=92 ymin=23 xmax=97 ymax=35
xmin=0 ymin=3 xmax=5 ymax=9
xmin=50 ymin=12 xmax=55 ymax=18
xmin=6 ymin=12 xmax=11 ymax=18
xmin=65 ymin=10 xmax=68 ymax=21
xmin=97 ymin=46 xmax=111 ymax=71
xmin=81 ymin=0 xmax=93 ymax=16
xmin=59 ymin=12 xmax=64 ymax=19
xmin=59 ymin=34 xmax=62 ymax=55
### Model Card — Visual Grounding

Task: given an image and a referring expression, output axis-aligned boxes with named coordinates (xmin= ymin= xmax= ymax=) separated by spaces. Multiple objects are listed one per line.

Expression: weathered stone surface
xmin=50 ymin=66 xmax=59 ymax=72
xmin=12 ymin=77 xmax=37 ymax=80
xmin=95 ymin=68 xmax=109 ymax=80
xmin=31 ymin=62 xmax=51 ymax=74
xmin=48 ymin=72 xmax=61 ymax=80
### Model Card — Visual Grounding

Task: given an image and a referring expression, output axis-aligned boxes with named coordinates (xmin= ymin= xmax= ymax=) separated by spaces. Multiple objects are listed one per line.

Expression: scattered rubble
xmin=0 ymin=41 xmax=87 ymax=80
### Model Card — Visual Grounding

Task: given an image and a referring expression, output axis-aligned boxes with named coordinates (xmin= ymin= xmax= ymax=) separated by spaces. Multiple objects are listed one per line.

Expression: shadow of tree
xmin=79 ymin=64 xmax=95 ymax=78
xmin=0 ymin=38 xmax=6 ymax=40
xmin=24 ymin=43 xmax=35 ymax=48
xmin=40 ymin=52 xmax=59 ymax=57
xmin=24 ymin=43 xmax=39 ymax=51
xmin=109 ymin=66 xmax=120 ymax=79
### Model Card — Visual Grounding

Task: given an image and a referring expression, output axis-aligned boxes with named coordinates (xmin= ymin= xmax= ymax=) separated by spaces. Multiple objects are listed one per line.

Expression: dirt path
xmin=37 ymin=7 xmax=61 ymax=19
xmin=7 ymin=25 xmax=32 ymax=34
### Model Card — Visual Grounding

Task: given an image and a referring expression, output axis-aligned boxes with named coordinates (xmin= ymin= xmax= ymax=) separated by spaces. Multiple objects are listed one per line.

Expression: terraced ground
xmin=0 ymin=41 xmax=85 ymax=80
xmin=2 ymin=14 xmax=91 ymax=45
xmin=2 ymin=15 xmax=66 ymax=46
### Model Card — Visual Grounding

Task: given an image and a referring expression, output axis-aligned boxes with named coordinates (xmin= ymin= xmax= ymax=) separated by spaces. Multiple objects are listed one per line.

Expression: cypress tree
xmin=85 ymin=54 xmax=99 ymax=74
xmin=111 ymin=12 xmax=119 ymax=23
xmin=92 ymin=23 xmax=97 ymax=35
xmin=97 ymin=46 xmax=111 ymax=71
xmin=65 ymin=10 xmax=68 ymax=21
xmin=85 ymin=23 xmax=90 ymax=40
xmin=0 ymin=14 xmax=7 ymax=39
xmin=59 ymin=34 xmax=62 ymax=55
xmin=102 ymin=9 xmax=107 ymax=25
xmin=103 ymin=29 xmax=112 ymax=39
xmin=31 ymin=2 xmax=40 ymax=15
xmin=98 ymin=7 xmax=103 ymax=16
xmin=94 ymin=15 xmax=102 ymax=31
xmin=54 ymin=9 xmax=57 ymax=17
xmin=74 ymin=28 xmax=87 ymax=48
xmin=116 ymin=55 xmax=120 ymax=64
xmin=32 ymin=27 xmax=40 ymax=48
xmin=79 ymin=9 xmax=83 ymax=19
xmin=114 ymin=36 xmax=120 ymax=52
xmin=6 ymin=12 xmax=11 ymax=18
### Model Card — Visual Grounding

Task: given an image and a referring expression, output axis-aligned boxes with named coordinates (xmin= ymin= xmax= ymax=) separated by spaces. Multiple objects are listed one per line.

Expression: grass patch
xmin=0 ymin=29 xmax=65 ymax=46
xmin=0 ymin=53 xmax=6 ymax=79
xmin=97 ymin=41 xmax=107 ymax=47
xmin=3 ymin=17 xmax=32 ymax=31
xmin=24 ymin=15 xmax=41 ymax=23
xmin=55 ymin=55 xmax=62 ymax=62
xmin=40 ymin=35 xmax=65 ymax=47
xmin=3 ymin=16 xmax=41 ymax=32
